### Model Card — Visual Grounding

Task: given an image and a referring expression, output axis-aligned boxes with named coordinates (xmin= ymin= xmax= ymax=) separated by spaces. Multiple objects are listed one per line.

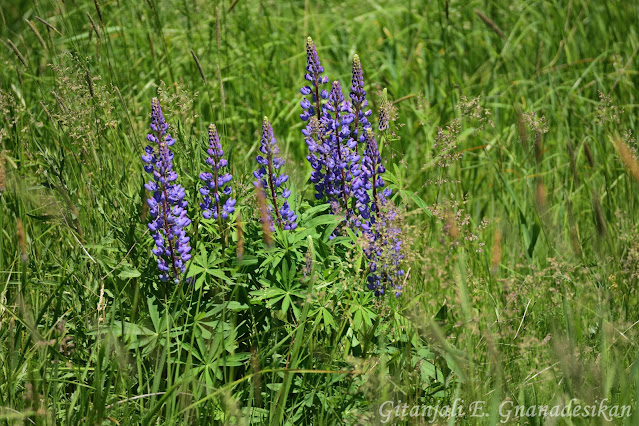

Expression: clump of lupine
xmin=140 ymin=39 xmax=404 ymax=296
xmin=199 ymin=124 xmax=236 ymax=221
xmin=298 ymin=38 xmax=403 ymax=295
xmin=142 ymin=98 xmax=192 ymax=282
xmin=253 ymin=117 xmax=297 ymax=231
xmin=300 ymin=39 xmax=382 ymax=229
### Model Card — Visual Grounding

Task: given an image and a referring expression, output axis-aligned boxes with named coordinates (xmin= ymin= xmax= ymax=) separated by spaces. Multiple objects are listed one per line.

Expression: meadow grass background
xmin=1 ymin=0 xmax=639 ymax=424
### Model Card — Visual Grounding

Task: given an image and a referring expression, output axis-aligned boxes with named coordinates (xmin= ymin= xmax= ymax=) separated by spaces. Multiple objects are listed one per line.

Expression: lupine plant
xmin=364 ymin=205 xmax=405 ymax=296
xmin=253 ymin=117 xmax=298 ymax=231
xmin=141 ymin=41 xmax=403 ymax=297
xmin=298 ymin=39 xmax=402 ymax=295
xmin=199 ymin=123 xmax=236 ymax=221
xmin=301 ymin=37 xmax=331 ymax=201
xmin=142 ymin=98 xmax=192 ymax=282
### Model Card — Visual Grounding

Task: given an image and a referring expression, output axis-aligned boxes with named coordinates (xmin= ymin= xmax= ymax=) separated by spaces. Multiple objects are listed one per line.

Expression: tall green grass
xmin=1 ymin=0 xmax=638 ymax=424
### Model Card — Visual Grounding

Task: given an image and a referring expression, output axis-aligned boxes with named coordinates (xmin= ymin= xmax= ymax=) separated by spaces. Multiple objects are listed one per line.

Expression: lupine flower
xmin=253 ymin=117 xmax=297 ymax=231
xmin=297 ymin=40 xmax=403 ymax=296
xmin=300 ymin=37 xmax=329 ymax=122
xmin=324 ymin=80 xmax=359 ymax=210
xmin=348 ymin=54 xmax=373 ymax=145
xmin=347 ymin=55 xmax=376 ymax=229
xmin=363 ymin=207 xmax=405 ymax=297
xmin=301 ymin=37 xmax=331 ymax=201
xmin=362 ymin=131 xmax=392 ymax=215
xmin=142 ymin=98 xmax=192 ymax=282
xmin=302 ymin=51 xmax=376 ymax=228
xmin=199 ymin=124 xmax=236 ymax=220
xmin=361 ymin=113 xmax=399 ymax=297
xmin=305 ymin=117 xmax=331 ymax=200
xmin=367 ymin=233 xmax=404 ymax=296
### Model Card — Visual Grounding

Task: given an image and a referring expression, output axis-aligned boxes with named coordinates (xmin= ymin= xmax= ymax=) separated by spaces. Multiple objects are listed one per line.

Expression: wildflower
xmin=362 ymin=132 xmax=393 ymax=212
xmin=302 ymin=37 xmax=332 ymax=201
xmin=324 ymin=80 xmax=358 ymax=210
xmin=199 ymin=124 xmax=236 ymax=220
xmin=347 ymin=56 xmax=378 ymax=229
xmin=253 ymin=117 xmax=297 ymax=231
xmin=349 ymin=54 xmax=373 ymax=141
xmin=363 ymin=207 xmax=405 ymax=297
xmin=305 ymin=116 xmax=332 ymax=200
xmin=303 ymin=51 xmax=380 ymax=230
xmin=360 ymin=131 xmax=401 ymax=297
xmin=142 ymin=98 xmax=191 ymax=282
xmin=296 ymin=41 xmax=404 ymax=296
xmin=300 ymin=37 xmax=329 ymax=122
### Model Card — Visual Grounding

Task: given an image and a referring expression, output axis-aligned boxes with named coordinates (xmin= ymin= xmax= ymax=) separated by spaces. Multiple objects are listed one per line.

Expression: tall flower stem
xmin=154 ymin=127 xmax=181 ymax=281
xmin=142 ymin=97 xmax=191 ymax=283
xmin=333 ymin=124 xmax=350 ymax=212
xmin=266 ymin=150 xmax=283 ymax=229
xmin=160 ymin=181 xmax=181 ymax=280
xmin=199 ymin=123 xmax=235 ymax=251
xmin=254 ymin=117 xmax=297 ymax=232
xmin=211 ymin=151 xmax=227 ymax=252
xmin=328 ymin=82 xmax=351 ymax=213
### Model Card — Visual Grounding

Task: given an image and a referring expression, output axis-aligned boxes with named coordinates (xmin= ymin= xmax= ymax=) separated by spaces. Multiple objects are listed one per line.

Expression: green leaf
xmin=147 ymin=299 xmax=161 ymax=331
xmin=405 ymin=191 xmax=433 ymax=217
xmin=117 ymin=265 xmax=141 ymax=279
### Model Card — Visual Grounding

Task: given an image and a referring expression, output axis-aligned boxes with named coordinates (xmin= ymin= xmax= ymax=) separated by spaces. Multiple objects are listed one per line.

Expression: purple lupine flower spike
xmin=199 ymin=124 xmax=236 ymax=221
xmin=347 ymin=55 xmax=376 ymax=229
xmin=363 ymin=131 xmax=391 ymax=215
xmin=302 ymin=37 xmax=332 ymax=201
xmin=300 ymin=37 xmax=329 ymax=122
xmin=349 ymin=54 xmax=373 ymax=146
xmin=253 ymin=117 xmax=297 ymax=231
xmin=365 ymin=210 xmax=404 ymax=297
xmin=325 ymin=80 xmax=351 ymax=209
xmin=361 ymin=129 xmax=399 ymax=297
xmin=305 ymin=117 xmax=329 ymax=200
xmin=142 ymin=98 xmax=192 ymax=283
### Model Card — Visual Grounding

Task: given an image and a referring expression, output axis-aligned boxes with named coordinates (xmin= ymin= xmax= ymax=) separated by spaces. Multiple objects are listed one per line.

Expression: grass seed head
xmin=17 ymin=218 xmax=27 ymax=263
xmin=614 ymin=136 xmax=639 ymax=181
xmin=0 ymin=139 xmax=5 ymax=193
xmin=255 ymin=182 xmax=273 ymax=248
xmin=25 ymin=19 xmax=47 ymax=50
xmin=7 ymin=39 xmax=28 ymax=68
